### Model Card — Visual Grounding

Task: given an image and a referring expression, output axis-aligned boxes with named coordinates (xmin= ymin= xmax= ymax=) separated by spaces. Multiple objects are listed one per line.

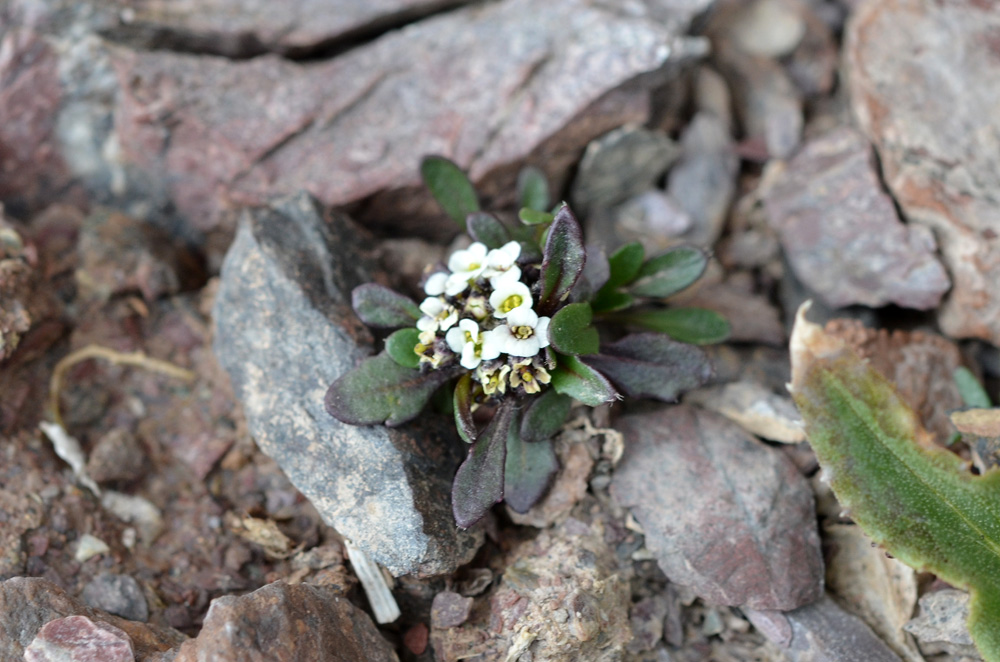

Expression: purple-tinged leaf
xmin=325 ymin=353 xmax=458 ymax=427
xmin=453 ymin=373 xmax=477 ymax=444
xmin=421 ymin=156 xmax=480 ymax=229
xmin=571 ymin=245 xmax=609 ymax=302
xmin=467 ymin=212 xmax=511 ymax=250
xmin=584 ymin=333 xmax=712 ymax=402
xmin=628 ymin=246 xmax=707 ymax=298
xmin=521 ymin=389 xmax=572 ymax=442
xmin=452 ymin=399 xmax=516 ymax=528
xmin=352 ymin=284 xmax=421 ymax=329
xmin=505 ymin=425 xmax=558 ymax=513
xmin=385 ymin=328 xmax=421 ymax=369
xmin=536 ymin=205 xmax=586 ymax=315
xmin=551 ymin=354 xmax=618 ymax=406
xmin=548 ymin=302 xmax=599 ymax=356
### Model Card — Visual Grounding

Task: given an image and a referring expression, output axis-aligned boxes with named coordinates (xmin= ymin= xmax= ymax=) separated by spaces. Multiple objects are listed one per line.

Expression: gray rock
xmin=747 ymin=596 xmax=903 ymax=662
xmin=611 ymin=190 xmax=693 ymax=254
xmin=847 ymin=0 xmax=1000 ymax=344
xmin=685 ymin=381 xmax=805 ymax=443
xmin=0 ymin=577 xmax=185 ymax=661
xmin=82 ymin=574 xmax=149 ymax=623
xmin=24 ymin=615 xmax=134 ymax=662
xmin=666 ymin=113 xmax=739 ymax=247
xmin=173 ymin=582 xmax=398 ymax=662
xmin=611 ymin=405 xmax=823 ymax=611
xmin=212 ymin=193 xmax=482 ymax=576
xmin=904 ymin=590 xmax=980 ymax=660
xmin=763 ymin=126 xmax=950 ymax=310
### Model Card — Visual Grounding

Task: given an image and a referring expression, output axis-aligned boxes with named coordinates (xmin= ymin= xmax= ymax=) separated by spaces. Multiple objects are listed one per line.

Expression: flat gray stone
xmin=763 ymin=126 xmax=950 ymax=310
xmin=904 ymin=589 xmax=980 ymax=660
xmin=212 ymin=193 xmax=482 ymax=576
xmin=847 ymin=0 xmax=1000 ymax=343
xmin=611 ymin=405 xmax=823 ymax=611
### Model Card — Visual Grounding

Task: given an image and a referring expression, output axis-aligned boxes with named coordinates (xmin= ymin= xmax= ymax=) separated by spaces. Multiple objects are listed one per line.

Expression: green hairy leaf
xmin=505 ymin=422 xmax=558 ymax=513
xmin=520 ymin=389 xmax=572 ymax=443
xmin=385 ymin=328 xmax=421 ymax=369
xmin=519 ymin=208 xmax=554 ymax=226
xmin=955 ymin=366 xmax=993 ymax=408
xmin=628 ymin=246 xmax=707 ymax=298
xmin=420 ymin=156 xmax=480 ymax=228
xmin=584 ymin=333 xmax=712 ymax=402
xmin=452 ymin=400 xmax=516 ymax=528
xmin=789 ymin=304 xmax=1000 ymax=662
xmin=551 ymin=354 xmax=618 ymax=407
xmin=325 ymin=353 xmax=457 ymax=427
xmin=617 ymin=307 xmax=730 ymax=345
xmin=536 ymin=205 xmax=586 ymax=315
xmin=548 ymin=303 xmax=599 ymax=356
xmin=352 ymin=284 xmax=421 ymax=329
xmin=467 ymin=212 xmax=511 ymax=250
xmin=590 ymin=289 xmax=635 ymax=314
xmin=453 ymin=373 xmax=477 ymax=443
xmin=517 ymin=166 xmax=551 ymax=212
xmin=604 ymin=242 xmax=645 ymax=291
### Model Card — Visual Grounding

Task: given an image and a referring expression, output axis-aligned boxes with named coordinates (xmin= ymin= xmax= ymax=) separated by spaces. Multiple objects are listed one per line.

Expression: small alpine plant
xmin=325 ymin=157 xmax=730 ymax=528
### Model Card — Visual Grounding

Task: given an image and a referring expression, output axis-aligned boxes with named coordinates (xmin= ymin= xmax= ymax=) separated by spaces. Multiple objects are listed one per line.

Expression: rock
xmin=173 ymin=582 xmax=399 ymax=662
xmin=666 ymin=112 xmax=739 ymax=247
xmin=100 ymin=0 xmax=472 ymax=57
xmin=75 ymin=210 xmax=204 ymax=303
xmin=24 ymin=615 xmax=134 ymax=662
xmin=748 ymin=595 xmax=903 ymax=662
xmin=685 ymin=381 xmax=805 ymax=443
xmin=571 ymin=126 xmax=680 ymax=218
xmin=82 ymin=574 xmax=149 ymax=623
xmin=847 ymin=0 xmax=1000 ymax=344
xmin=785 ymin=1 xmax=838 ymax=98
xmin=763 ymin=127 xmax=949 ymax=311
xmin=610 ymin=190 xmax=692 ymax=254
xmin=109 ymin=0 xmax=695 ymax=241
xmin=212 ymin=193 xmax=482 ymax=576
xmin=627 ymin=595 xmax=669 ymax=654
xmin=903 ymin=590 xmax=979 ymax=660
xmin=0 ymin=577 xmax=185 ymax=661
xmin=431 ymin=591 xmax=474 ymax=629
xmin=823 ymin=524 xmax=922 ymax=662
xmin=74 ymin=534 xmax=110 ymax=563
xmin=506 ymin=434 xmax=594 ymax=528
xmin=671 ymin=270 xmax=786 ymax=346
xmin=0 ymin=219 xmax=33 ymax=360
xmin=693 ymin=65 xmax=734 ymax=132
xmin=822 ymin=318 xmax=964 ymax=447
xmin=716 ymin=46 xmax=802 ymax=159
xmin=431 ymin=515 xmax=632 ymax=662
xmin=85 ymin=428 xmax=148 ymax=484
xmin=720 ymin=0 xmax=807 ymax=58
xmin=610 ymin=405 xmax=823 ymax=611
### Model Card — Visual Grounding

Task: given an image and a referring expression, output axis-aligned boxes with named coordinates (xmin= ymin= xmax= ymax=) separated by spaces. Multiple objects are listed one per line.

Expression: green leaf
xmin=517 ymin=166 xmax=551 ymax=212
xmin=617 ymin=307 xmax=730 ymax=345
xmin=325 ymin=353 xmax=458 ymax=427
xmin=420 ymin=156 xmax=480 ymax=228
xmin=590 ymin=289 xmax=635 ymax=313
xmin=467 ymin=212 xmax=511 ymax=250
xmin=551 ymin=354 xmax=618 ymax=407
xmin=519 ymin=208 xmax=554 ymax=226
xmin=628 ymin=246 xmax=707 ymax=298
xmin=955 ymin=367 xmax=993 ymax=408
xmin=583 ymin=333 xmax=712 ymax=402
xmin=385 ymin=328 xmax=421 ymax=369
xmin=605 ymin=242 xmax=645 ymax=290
xmin=453 ymin=373 xmax=476 ymax=444
xmin=789 ymin=305 xmax=1000 ymax=662
xmin=452 ymin=400 xmax=515 ymax=528
xmin=352 ymin=284 xmax=421 ymax=329
xmin=505 ymin=423 xmax=558 ymax=513
xmin=548 ymin=303 xmax=599 ymax=356
xmin=536 ymin=205 xmax=586 ymax=315
xmin=520 ymin=389 xmax=572 ymax=443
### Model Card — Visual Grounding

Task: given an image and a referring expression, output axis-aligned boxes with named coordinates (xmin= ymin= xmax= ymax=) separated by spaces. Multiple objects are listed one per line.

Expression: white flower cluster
xmin=415 ymin=241 xmax=552 ymax=395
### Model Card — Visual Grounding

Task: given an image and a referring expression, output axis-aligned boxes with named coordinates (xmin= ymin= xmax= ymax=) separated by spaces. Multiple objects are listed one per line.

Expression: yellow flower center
xmin=513 ymin=325 xmax=533 ymax=340
xmin=500 ymin=295 xmax=523 ymax=313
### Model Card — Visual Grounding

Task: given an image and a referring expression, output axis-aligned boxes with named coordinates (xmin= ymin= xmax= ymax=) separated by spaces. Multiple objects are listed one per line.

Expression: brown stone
xmin=847 ymin=0 xmax=1000 ymax=343
xmin=24 ymin=615 xmax=134 ymax=662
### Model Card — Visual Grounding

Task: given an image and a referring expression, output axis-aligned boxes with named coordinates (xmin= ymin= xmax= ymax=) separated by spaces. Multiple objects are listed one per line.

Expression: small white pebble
xmin=75 ymin=534 xmax=110 ymax=562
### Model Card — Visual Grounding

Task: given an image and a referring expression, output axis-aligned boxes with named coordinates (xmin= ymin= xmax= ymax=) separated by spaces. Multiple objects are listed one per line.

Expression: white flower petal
xmin=440 ymin=310 xmax=459 ymax=331
xmin=489 ymin=280 xmax=532 ymax=319
xmin=461 ymin=344 xmax=482 ymax=370
xmin=506 ymin=335 xmax=541 ymax=358
xmin=481 ymin=328 xmax=507 ymax=360
xmin=416 ymin=316 xmax=436 ymax=332
xmin=535 ymin=316 xmax=551 ymax=349
xmin=445 ymin=327 xmax=466 ymax=353
xmin=444 ymin=273 xmax=471 ymax=296
xmin=419 ymin=297 xmax=444 ymax=317
xmin=424 ymin=272 xmax=448 ymax=296
xmin=458 ymin=319 xmax=479 ymax=335
xmin=506 ymin=306 xmax=538 ymax=327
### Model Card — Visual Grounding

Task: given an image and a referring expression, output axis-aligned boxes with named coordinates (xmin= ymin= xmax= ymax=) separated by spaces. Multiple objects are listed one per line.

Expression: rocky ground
xmin=0 ymin=0 xmax=996 ymax=660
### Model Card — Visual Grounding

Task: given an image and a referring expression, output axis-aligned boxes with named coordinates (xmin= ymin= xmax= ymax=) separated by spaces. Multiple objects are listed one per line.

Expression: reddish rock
xmin=111 ymin=0 xmax=688 ymax=239
xmin=763 ymin=126 xmax=950 ymax=310
xmin=24 ymin=615 xmax=134 ymax=662
xmin=431 ymin=591 xmax=474 ymax=629
xmin=847 ymin=0 xmax=1000 ymax=343
xmin=611 ymin=405 xmax=823 ymax=611
xmin=173 ymin=582 xmax=398 ymax=662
